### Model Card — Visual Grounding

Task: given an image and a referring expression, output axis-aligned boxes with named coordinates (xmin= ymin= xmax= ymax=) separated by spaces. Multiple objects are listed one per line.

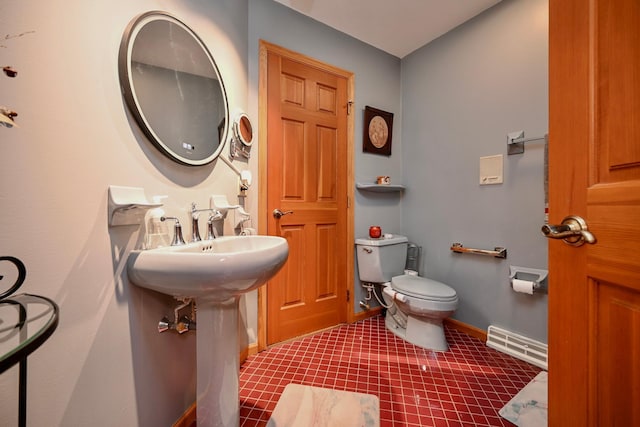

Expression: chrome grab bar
xmin=450 ymin=243 xmax=507 ymax=259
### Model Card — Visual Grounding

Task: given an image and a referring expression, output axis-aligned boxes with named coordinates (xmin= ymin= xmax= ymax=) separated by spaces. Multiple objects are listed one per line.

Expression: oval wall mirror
xmin=119 ymin=11 xmax=229 ymax=166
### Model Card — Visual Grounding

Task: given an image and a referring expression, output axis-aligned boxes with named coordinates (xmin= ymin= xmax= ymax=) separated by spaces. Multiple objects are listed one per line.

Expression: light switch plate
xmin=479 ymin=154 xmax=503 ymax=185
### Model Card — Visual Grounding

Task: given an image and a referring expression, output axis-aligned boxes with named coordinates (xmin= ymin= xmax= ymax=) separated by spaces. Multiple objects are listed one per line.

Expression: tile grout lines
xmin=238 ymin=315 xmax=540 ymax=427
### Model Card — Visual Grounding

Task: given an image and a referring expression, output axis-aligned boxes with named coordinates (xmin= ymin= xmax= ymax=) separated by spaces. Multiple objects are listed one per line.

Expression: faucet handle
xmin=161 ymin=216 xmax=186 ymax=246
xmin=208 ymin=209 xmax=223 ymax=221
xmin=206 ymin=210 xmax=222 ymax=240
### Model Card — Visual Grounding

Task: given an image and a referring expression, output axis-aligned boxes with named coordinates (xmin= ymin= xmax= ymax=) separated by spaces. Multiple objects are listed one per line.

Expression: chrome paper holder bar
xmin=509 ymin=265 xmax=548 ymax=294
xmin=450 ymin=243 xmax=507 ymax=259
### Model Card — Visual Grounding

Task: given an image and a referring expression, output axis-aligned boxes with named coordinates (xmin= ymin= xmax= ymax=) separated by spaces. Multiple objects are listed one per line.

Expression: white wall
xmin=401 ymin=0 xmax=549 ymax=342
xmin=0 ymin=0 xmax=248 ymax=425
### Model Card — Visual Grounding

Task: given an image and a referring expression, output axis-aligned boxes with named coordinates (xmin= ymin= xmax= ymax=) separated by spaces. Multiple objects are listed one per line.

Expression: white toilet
xmin=356 ymin=235 xmax=458 ymax=351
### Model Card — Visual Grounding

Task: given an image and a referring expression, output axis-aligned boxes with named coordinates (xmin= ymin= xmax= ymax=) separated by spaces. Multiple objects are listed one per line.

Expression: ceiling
xmin=273 ymin=0 xmax=502 ymax=58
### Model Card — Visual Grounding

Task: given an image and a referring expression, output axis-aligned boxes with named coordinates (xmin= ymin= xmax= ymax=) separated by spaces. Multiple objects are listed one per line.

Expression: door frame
xmin=257 ymin=40 xmax=356 ymax=351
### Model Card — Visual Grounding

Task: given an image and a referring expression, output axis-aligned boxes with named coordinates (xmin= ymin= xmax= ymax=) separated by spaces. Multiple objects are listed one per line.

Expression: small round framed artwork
xmin=363 ymin=106 xmax=393 ymax=156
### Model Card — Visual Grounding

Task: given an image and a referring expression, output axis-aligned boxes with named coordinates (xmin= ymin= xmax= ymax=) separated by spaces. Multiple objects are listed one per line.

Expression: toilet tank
xmin=355 ymin=235 xmax=408 ymax=283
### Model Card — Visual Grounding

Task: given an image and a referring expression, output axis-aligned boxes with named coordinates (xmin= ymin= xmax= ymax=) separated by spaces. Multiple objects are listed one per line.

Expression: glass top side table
xmin=1 ymin=256 xmax=59 ymax=427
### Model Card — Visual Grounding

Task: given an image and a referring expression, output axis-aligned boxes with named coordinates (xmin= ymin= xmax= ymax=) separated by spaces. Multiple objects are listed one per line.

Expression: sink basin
xmin=127 ymin=235 xmax=289 ymax=302
xmin=127 ymin=234 xmax=289 ymax=427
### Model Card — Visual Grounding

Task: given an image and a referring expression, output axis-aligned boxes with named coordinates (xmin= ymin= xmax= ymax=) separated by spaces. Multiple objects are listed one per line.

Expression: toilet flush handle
xmin=362 ymin=247 xmax=372 ymax=254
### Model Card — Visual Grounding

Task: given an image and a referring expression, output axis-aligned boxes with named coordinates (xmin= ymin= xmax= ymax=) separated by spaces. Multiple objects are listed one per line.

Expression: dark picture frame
xmin=363 ymin=106 xmax=393 ymax=156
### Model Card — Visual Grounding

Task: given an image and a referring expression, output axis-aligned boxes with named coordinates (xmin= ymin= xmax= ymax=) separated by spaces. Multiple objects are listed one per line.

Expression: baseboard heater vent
xmin=487 ymin=325 xmax=548 ymax=370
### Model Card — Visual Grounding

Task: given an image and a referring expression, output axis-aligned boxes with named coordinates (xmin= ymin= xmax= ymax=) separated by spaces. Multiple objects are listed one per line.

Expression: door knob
xmin=541 ymin=215 xmax=596 ymax=246
xmin=273 ymin=209 xmax=293 ymax=219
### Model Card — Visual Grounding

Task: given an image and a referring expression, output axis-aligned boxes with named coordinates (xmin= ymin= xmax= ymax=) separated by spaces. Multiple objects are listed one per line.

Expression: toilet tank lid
xmin=355 ymin=235 xmax=408 ymax=246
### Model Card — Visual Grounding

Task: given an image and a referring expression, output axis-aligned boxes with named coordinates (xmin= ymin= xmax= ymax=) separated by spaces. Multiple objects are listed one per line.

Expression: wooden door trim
xmin=548 ymin=1 xmax=591 ymax=422
xmin=257 ymin=40 xmax=355 ymax=351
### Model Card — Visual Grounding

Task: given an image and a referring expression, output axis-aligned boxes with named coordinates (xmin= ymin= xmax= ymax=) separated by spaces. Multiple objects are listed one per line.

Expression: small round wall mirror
xmin=229 ymin=112 xmax=253 ymax=159
xmin=119 ymin=11 xmax=229 ymax=166
xmin=234 ymin=113 xmax=253 ymax=147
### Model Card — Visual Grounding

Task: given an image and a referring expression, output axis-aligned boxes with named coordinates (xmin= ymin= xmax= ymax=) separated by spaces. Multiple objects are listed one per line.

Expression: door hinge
xmin=347 ymin=196 xmax=351 ymax=208
xmin=347 ymin=100 xmax=354 ymax=115
xmin=346 ymin=289 xmax=350 ymax=302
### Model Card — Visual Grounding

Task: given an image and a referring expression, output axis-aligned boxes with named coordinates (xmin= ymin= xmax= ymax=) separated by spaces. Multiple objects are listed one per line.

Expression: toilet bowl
xmin=382 ymin=273 xmax=458 ymax=351
xmin=355 ymin=235 xmax=459 ymax=351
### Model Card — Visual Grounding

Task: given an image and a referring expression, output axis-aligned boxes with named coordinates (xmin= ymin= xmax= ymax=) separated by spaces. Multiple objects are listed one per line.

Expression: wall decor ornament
xmin=363 ymin=106 xmax=393 ymax=156
xmin=1 ymin=31 xmax=35 ymax=129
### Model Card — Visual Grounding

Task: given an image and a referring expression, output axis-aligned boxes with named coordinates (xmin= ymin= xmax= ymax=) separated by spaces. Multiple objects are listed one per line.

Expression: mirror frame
xmin=118 ymin=11 xmax=229 ymax=166
xmin=229 ymin=111 xmax=253 ymax=160
xmin=234 ymin=113 xmax=253 ymax=147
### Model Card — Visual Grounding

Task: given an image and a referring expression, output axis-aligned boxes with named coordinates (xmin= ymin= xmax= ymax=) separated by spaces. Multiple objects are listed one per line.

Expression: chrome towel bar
xmin=506 ymin=131 xmax=548 ymax=155
xmin=450 ymin=243 xmax=507 ymax=259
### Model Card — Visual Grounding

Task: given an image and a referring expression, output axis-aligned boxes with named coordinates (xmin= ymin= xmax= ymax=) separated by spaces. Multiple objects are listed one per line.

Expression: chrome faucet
xmin=191 ymin=203 xmax=223 ymax=242
xmin=191 ymin=203 xmax=203 ymax=242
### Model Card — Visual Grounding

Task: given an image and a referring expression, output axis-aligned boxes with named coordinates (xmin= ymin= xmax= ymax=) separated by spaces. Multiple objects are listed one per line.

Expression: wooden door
xmin=259 ymin=42 xmax=353 ymax=345
xmin=549 ymin=1 xmax=640 ymax=425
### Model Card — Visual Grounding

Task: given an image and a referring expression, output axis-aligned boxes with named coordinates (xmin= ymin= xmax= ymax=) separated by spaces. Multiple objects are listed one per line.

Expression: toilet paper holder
xmin=509 ymin=265 xmax=548 ymax=294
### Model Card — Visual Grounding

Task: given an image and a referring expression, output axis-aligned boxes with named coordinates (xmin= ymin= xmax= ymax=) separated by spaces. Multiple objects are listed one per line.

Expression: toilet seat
xmin=391 ymin=274 xmax=457 ymax=302
xmin=381 ymin=274 xmax=459 ymax=352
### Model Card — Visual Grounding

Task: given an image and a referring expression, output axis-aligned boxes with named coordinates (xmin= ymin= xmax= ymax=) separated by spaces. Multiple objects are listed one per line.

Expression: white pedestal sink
xmin=127 ymin=235 xmax=289 ymax=427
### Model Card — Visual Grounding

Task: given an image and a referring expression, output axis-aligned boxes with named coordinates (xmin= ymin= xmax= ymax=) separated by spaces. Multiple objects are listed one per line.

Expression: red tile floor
xmin=239 ymin=315 xmax=541 ymax=426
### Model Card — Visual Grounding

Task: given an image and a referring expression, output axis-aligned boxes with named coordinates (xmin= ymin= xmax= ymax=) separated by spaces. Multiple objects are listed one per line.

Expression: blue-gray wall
xmin=401 ymin=0 xmax=549 ymax=342
xmin=249 ymin=0 xmax=548 ymax=343
xmin=248 ymin=0 xmax=404 ymax=314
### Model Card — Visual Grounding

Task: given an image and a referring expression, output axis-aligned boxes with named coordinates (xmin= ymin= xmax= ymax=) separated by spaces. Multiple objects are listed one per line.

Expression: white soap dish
xmin=210 ymin=195 xmax=239 ymax=211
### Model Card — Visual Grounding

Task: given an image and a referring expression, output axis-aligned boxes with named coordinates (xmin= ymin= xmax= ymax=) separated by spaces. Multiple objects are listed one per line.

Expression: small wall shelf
xmin=356 ymin=183 xmax=405 ymax=193
xmin=108 ymin=185 xmax=162 ymax=227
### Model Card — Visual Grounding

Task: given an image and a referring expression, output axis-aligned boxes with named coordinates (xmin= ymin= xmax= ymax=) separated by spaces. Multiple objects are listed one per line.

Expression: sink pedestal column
xmin=196 ymin=297 xmax=241 ymax=427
